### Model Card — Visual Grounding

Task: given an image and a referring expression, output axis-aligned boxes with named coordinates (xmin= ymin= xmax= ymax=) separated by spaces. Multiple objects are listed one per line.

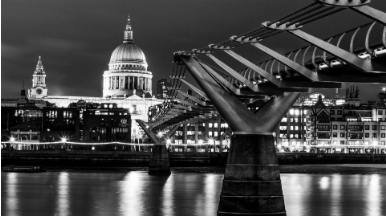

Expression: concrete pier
xmin=148 ymin=144 xmax=171 ymax=175
xmin=217 ymin=134 xmax=286 ymax=216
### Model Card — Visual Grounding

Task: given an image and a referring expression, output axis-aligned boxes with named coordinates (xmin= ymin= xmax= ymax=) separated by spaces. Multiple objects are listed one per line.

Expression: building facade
xmin=14 ymin=15 xmax=164 ymax=138
xmin=156 ymin=79 xmax=171 ymax=99
xmin=149 ymin=89 xmax=386 ymax=154
xmin=1 ymin=98 xmax=131 ymax=149
xmin=275 ymin=92 xmax=386 ymax=153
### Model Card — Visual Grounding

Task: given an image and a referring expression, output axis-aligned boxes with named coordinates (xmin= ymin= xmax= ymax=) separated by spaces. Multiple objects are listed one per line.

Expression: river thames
xmin=2 ymin=171 xmax=385 ymax=216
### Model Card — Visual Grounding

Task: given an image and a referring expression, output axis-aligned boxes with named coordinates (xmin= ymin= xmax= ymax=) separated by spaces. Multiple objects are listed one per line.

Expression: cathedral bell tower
xmin=28 ymin=56 xmax=48 ymax=99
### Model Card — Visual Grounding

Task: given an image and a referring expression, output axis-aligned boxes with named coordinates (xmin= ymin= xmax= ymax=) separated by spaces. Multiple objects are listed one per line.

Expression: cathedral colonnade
xmin=103 ymin=74 xmax=152 ymax=92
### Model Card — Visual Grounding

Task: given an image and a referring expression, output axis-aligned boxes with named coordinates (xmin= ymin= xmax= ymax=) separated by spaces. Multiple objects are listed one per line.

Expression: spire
xmin=34 ymin=56 xmax=45 ymax=74
xmin=123 ymin=15 xmax=133 ymax=43
xmin=35 ymin=56 xmax=44 ymax=72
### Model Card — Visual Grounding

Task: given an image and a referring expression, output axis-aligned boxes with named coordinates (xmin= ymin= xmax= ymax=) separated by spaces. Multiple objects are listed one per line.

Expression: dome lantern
xmin=123 ymin=15 xmax=133 ymax=43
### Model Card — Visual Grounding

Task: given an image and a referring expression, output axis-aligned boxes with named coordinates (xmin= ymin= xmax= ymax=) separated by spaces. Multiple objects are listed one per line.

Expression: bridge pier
xmin=148 ymin=143 xmax=171 ymax=175
xmin=176 ymin=56 xmax=300 ymax=216
xmin=218 ymin=134 xmax=285 ymax=215
xmin=136 ymin=120 xmax=180 ymax=176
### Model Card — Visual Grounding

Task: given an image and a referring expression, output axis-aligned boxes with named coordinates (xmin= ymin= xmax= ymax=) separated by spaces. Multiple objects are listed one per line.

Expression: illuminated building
xmin=1 ymin=100 xmax=131 ymax=149
xmin=19 ymin=15 xmax=163 ymax=138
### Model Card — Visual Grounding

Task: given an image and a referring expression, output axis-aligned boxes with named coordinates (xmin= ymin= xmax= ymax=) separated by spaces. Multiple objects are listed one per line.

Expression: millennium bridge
xmin=136 ymin=0 xmax=386 ymax=215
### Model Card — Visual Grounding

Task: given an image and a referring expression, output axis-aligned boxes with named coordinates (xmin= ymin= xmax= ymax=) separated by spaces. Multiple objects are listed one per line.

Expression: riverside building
xmin=152 ymin=88 xmax=386 ymax=154
xmin=2 ymin=15 xmax=163 ymax=139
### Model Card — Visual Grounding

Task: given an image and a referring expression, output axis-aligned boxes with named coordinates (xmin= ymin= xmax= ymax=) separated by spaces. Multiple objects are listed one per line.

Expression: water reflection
xmin=330 ymin=175 xmax=342 ymax=216
xmin=56 ymin=172 xmax=69 ymax=216
xmin=119 ymin=172 xmax=147 ymax=215
xmin=2 ymin=172 xmax=385 ymax=216
xmin=162 ymin=175 xmax=173 ymax=216
xmin=367 ymin=174 xmax=381 ymax=216
xmin=5 ymin=173 xmax=19 ymax=216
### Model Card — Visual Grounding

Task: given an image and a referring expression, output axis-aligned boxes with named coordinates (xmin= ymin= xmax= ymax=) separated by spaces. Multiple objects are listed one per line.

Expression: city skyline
xmin=2 ymin=0 xmax=386 ymax=101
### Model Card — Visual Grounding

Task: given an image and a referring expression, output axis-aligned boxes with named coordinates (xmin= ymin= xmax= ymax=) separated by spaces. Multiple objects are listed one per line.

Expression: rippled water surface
xmin=2 ymin=171 xmax=385 ymax=216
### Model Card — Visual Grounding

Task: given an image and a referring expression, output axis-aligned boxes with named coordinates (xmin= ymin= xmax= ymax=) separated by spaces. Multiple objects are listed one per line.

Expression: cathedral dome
xmin=103 ymin=15 xmax=153 ymax=98
xmin=110 ymin=42 xmax=146 ymax=64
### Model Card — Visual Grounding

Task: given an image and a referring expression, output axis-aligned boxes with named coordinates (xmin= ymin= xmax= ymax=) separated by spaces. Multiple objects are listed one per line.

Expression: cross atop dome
xmin=124 ymin=14 xmax=133 ymax=43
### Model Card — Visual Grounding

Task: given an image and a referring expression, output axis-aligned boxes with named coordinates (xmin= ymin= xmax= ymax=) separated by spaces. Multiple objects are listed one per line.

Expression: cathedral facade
xmin=25 ymin=15 xmax=163 ymax=140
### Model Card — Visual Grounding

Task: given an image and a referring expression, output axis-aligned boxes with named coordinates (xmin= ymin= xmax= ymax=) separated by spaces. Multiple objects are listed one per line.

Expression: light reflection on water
xmin=1 ymin=172 xmax=385 ymax=216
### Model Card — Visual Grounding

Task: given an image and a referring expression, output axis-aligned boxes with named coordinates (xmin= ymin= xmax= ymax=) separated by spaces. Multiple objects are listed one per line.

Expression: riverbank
xmin=36 ymin=164 xmax=386 ymax=174
xmin=172 ymin=164 xmax=386 ymax=174
xmin=3 ymin=150 xmax=386 ymax=174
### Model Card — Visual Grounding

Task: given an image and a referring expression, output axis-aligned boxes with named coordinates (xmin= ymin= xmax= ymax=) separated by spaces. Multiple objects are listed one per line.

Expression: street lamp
xmin=208 ymin=137 xmax=214 ymax=152
xmin=372 ymin=139 xmax=379 ymax=162
xmin=61 ymin=137 xmax=67 ymax=150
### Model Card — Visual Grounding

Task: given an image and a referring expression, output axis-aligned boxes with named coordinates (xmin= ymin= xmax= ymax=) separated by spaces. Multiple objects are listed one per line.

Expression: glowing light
xmin=198 ymin=139 xmax=203 ymax=145
xmin=372 ymin=140 xmax=378 ymax=146
xmin=382 ymin=87 xmax=386 ymax=92
xmin=208 ymin=138 xmax=214 ymax=144
xmin=61 ymin=137 xmax=67 ymax=142
xmin=166 ymin=139 xmax=171 ymax=144
xmin=319 ymin=177 xmax=330 ymax=190
xmin=157 ymin=132 xmax=163 ymax=138
xmin=10 ymin=137 xmax=15 ymax=142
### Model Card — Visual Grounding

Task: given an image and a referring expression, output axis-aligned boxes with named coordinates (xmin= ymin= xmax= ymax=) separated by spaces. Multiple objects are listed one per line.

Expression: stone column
xmin=183 ymin=124 xmax=187 ymax=144
xmin=195 ymin=124 xmax=199 ymax=143
xmin=122 ymin=76 xmax=125 ymax=89
xmin=217 ymin=134 xmax=286 ymax=216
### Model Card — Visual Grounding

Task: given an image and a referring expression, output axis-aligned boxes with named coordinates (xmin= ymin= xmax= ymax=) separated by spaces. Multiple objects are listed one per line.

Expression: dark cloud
xmin=2 ymin=0 xmax=386 ymax=101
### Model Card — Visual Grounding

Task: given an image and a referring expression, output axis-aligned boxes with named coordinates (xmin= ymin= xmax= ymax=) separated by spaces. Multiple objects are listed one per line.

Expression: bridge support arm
xmin=136 ymin=120 xmax=160 ymax=145
xmin=250 ymin=43 xmax=319 ymax=81
xmin=165 ymin=124 xmax=181 ymax=138
xmin=288 ymin=29 xmax=385 ymax=73
xmin=179 ymin=55 xmax=259 ymax=133
xmin=352 ymin=6 xmax=386 ymax=25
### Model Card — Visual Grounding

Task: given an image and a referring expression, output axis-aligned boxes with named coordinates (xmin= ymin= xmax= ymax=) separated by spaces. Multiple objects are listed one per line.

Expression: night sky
xmin=2 ymin=0 xmax=386 ymax=101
